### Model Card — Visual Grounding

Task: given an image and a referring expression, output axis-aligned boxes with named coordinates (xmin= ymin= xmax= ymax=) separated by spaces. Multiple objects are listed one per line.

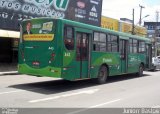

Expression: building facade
xmin=101 ymin=16 xmax=147 ymax=37
xmin=144 ymin=22 xmax=160 ymax=56
xmin=0 ymin=30 xmax=19 ymax=63
xmin=0 ymin=0 xmax=103 ymax=64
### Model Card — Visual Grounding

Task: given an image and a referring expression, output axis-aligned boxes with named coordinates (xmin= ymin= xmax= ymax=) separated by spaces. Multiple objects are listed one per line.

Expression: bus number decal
xmin=48 ymin=47 xmax=54 ymax=50
xmin=64 ymin=52 xmax=71 ymax=57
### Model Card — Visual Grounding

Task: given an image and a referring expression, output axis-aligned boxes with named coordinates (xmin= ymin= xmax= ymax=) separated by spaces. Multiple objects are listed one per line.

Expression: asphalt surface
xmin=0 ymin=70 xmax=160 ymax=109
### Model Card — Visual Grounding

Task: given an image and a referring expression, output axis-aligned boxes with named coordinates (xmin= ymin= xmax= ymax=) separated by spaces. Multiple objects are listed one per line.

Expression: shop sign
xmin=101 ymin=16 xmax=119 ymax=31
xmin=0 ymin=0 xmax=102 ymax=31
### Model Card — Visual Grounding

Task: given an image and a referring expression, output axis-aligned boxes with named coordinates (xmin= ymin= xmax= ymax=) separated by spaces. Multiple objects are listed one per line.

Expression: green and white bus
xmin=18 ymin=18 xmax=152 ymax=84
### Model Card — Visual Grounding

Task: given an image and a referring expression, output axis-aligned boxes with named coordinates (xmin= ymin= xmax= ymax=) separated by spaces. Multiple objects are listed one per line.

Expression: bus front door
xmin=76 ymin=32 xmax=91 ymax=79
xmin=120 ymin=39 xmax=128 ymax=73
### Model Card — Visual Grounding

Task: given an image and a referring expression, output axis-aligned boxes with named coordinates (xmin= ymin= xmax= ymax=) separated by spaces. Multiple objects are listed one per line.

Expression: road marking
xmin=152 ymin=105 xmax=160 ymax=108
xmin=29 ymin=89 xmax=99 ymax=103
xmin=0 ymin=88 xmax=41 ymax=95
xmin=89 ymin=99 xmax=121 ymax=108
xmin=0 ymin=90 xmax=25 ymax=95
xmin=66 ymin=99 xmax=121 ymax=114
xmin=0 ymin=71 xmax=18 ymax=75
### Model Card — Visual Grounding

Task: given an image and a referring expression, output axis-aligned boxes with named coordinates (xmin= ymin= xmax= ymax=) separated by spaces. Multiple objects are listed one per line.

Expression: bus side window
xmin=107 ymin=34 xmax=118 ymax=52
xmin=129 ymin=39 xmax=133 ymax=53
xmin=139 ymin=41 xmax=145 ymax=53
xmin=93 ymin=32 xmax=106 ymax=52
xmin=64 ymin=26 xmax=74 ymax=50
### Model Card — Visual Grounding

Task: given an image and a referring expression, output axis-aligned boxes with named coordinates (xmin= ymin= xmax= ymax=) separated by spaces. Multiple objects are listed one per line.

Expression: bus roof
xmin=59 ymin=18 xmax=151 ymax=42
xmin=23 ymin=17 xmax=151 ymax=43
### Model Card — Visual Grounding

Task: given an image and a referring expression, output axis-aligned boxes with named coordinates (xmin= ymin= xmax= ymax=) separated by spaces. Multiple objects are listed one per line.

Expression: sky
xmin=102 ymin=0 xmax=160 ymax=24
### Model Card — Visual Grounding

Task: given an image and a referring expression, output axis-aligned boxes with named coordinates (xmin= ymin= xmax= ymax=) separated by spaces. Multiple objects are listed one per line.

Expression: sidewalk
xmin=0 ymin=63 xmax=18 ymax=75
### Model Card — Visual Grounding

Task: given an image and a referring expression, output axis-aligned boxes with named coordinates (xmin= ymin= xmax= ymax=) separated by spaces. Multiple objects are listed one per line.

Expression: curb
xmin=0 ymin=71 xmax=18 ymax=76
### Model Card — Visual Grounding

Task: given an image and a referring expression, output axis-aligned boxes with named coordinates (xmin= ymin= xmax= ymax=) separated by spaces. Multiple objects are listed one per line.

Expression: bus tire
xmin=152 ymin=66 xmax=156 ymax=72
xmin=97 ymin=65 xmax=108 ymax=84
xmin=137 ymin=64 xmax=144 ymax=77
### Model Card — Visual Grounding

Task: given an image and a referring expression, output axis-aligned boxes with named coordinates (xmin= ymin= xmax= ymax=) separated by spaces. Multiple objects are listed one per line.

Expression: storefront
xmin=0 ymin=29 xmax=19 ymax=63
xmin=0 ymin=0 xmax=103 ymax=65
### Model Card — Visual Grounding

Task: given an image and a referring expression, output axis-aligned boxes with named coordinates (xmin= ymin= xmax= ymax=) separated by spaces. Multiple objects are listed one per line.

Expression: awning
xmin=0 ymin=29 xmax=20 ymax=38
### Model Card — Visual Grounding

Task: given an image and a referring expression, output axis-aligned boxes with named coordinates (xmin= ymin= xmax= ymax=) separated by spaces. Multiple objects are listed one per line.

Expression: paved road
xmin=0 ymin=71 xmax=160 ymax=109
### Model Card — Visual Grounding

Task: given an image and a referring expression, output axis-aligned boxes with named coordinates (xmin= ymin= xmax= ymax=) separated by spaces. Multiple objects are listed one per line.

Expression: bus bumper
xmin=18 ymin=64 xmax=61 ymax=78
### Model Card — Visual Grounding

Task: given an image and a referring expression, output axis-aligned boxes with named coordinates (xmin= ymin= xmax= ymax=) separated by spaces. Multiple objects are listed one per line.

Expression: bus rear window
xmin=22 ymin=20 xmax=54 ymax=41
xmin=64 ymin=26 xmax=74 ymax=50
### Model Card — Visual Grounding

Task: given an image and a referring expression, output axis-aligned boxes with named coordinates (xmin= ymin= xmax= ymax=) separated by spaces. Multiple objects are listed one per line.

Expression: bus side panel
xmin=138 ymin=53 xmax=146 ymax=68
xmin=128 ymin=53 xmax=139 ymax=73
xmin=62 ymin=50 xmax=77 ymax=80
xmin=60 ymin=22 xmax=77 ymax=81
xmin=90 ymin=52 xmax=121 ymax=78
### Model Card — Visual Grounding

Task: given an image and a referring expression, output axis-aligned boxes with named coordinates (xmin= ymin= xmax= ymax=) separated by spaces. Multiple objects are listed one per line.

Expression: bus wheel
xmin=137 ymin=64 xmax=144 ymax=77
xmin=152 ymin=66 xmax=156 ymax=72
xmin=97 ymin=66 xmax=108 ymax=84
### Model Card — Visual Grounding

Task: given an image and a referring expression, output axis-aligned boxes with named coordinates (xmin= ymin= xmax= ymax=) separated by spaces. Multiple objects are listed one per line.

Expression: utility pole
xmin=132 ymin=9 xmax=135 ymax=35
xmin=156 ymin=11 xmax=159 ymax=22
xmin=139 ymin=4 xmax=145 ymax=26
